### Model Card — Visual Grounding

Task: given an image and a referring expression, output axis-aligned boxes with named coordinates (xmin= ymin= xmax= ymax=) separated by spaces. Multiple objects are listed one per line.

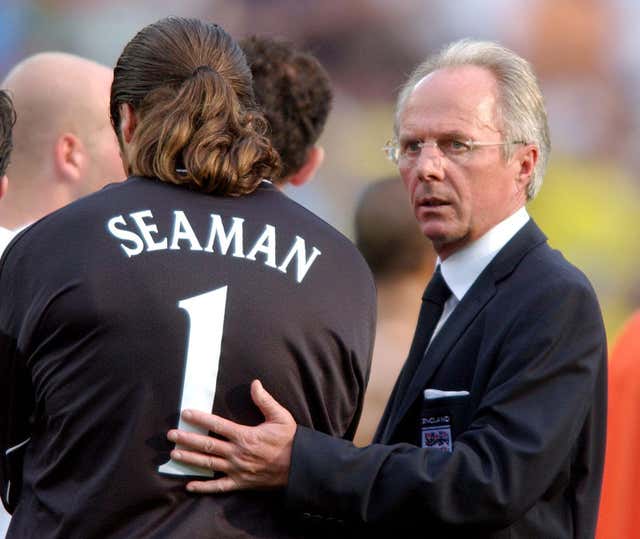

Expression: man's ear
xmin=54 ymin=133 xmax=85 ymax=184
xmin=515 ymin=144 xmax=538 ymax=193
xmin=119 ymin=103 xmax=138 ymax=144
xmin=0 ymin=175 xmax=7 ymax=199
xmin=288 ymin=146 xmax=325 ymax=187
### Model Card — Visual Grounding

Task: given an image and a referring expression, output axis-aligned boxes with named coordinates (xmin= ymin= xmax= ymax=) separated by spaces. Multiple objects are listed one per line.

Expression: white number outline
xmin=158 ymin=286 xmax=227 ymax=477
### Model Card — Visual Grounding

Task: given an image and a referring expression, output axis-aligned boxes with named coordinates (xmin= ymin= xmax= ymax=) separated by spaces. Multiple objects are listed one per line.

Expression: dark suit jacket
xmin=285 ymin=220 xmax=607 ymax=538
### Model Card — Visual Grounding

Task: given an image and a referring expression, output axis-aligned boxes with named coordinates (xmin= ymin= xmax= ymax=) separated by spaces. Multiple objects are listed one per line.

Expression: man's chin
xmin=419 ymin=223 xmax=449 ymax=245
xmin=420 ymin=225 xmax=469 ymax=259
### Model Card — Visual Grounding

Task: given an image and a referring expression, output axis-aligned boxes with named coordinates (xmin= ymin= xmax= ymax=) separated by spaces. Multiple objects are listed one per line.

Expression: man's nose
xmin=416 ymin=145 xmax=444 ymax=182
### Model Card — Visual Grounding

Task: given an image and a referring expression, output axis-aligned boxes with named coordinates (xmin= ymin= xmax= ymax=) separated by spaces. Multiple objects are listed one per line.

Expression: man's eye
xmin=403 ymin=141 xmax=422 ymax=155
xmin=440 ymin=139 xmax=470 ymax=153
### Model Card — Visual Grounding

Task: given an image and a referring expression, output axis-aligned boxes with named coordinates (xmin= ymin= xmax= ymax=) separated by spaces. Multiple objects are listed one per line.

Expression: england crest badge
xmin=420 ymin=421 xmax=452 ymax=452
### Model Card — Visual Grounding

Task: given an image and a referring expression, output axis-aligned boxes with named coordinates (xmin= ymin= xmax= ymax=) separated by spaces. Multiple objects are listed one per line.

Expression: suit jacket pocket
xmin=418 ymin=393 xmax=469 ymax=452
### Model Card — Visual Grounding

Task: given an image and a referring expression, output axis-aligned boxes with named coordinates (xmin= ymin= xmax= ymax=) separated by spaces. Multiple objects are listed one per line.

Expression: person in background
xmin=0 ymin=52 xmax=125 ymax=534
xmin=167 ymin=39 xmax=607 ymax=539
xmin=240 ymin=35 xmax=331 ymax=188
xmin=353 ymin=176 xmax=436 ymax=446
xmin=0 ymin=17 xmax=374 ymax=538
xmin=0 ymin=87 xmax=16 ymax=539
xmin=0 ymin=52 xmax=124 ymax=254
xmin=596 ymin=311 xmax=640 ymax=539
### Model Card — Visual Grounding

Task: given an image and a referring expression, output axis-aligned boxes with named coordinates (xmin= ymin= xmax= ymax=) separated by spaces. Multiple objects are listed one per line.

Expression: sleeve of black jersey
xmin=0 ymin=248 xmax=34 ymax=513
xmin=343 ymin=271 xmax=377 ymax=441
xmin=348 ymin=327 xmax=376 ymax=441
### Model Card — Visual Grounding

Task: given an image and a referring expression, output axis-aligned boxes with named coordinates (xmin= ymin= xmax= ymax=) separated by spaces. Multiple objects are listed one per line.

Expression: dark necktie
xmin=375 ymin=266 xmax=452 ymax=443
xmin=393 ymin=266 xmax=452 ymax=403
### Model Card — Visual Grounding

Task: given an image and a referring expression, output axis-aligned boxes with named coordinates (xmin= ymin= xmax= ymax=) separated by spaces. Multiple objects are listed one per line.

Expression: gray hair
xmin=395 ymin=39 xmax=550 ymax=200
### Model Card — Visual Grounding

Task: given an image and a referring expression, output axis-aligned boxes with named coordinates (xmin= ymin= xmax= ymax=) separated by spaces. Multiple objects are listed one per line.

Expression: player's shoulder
xmin=255 ymin=182 xmax=373 ymax=272
xmin=0 ymin=178 xmax=158 ymax=261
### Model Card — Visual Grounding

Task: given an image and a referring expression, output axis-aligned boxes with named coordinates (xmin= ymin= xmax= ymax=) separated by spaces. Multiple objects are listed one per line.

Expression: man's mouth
xmin=419 ymin=197 xmax=449 ymax=207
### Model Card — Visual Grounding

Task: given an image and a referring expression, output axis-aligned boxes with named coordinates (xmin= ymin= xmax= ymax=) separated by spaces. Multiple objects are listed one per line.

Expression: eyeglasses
xmin=383 ymin=137 xmax=527 ymax=165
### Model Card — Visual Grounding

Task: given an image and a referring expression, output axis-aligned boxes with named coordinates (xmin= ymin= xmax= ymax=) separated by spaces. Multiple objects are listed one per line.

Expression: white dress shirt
xmin=0 ymin=226 xmax=16 ymax=257
xmin=0 ymin=224 xmax=29 ymax=258
xmin=430 ymin=207 xmax=530 ymax=343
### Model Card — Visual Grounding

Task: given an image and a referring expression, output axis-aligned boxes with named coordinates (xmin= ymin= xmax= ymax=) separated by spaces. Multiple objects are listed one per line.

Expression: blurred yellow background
xmin=2 ymin=0 xmax=638 ymax=340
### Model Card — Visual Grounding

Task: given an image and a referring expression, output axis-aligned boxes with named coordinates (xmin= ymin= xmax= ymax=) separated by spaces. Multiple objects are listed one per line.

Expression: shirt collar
xmin=438 ymin=207 xmax=530 ymax=301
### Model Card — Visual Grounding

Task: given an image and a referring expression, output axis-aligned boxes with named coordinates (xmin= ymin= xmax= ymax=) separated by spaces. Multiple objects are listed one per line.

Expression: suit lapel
xmin=378 ymin=220 xmax=548 ymax=443
xmin=389 ymin=275 xmax=496 ymax=434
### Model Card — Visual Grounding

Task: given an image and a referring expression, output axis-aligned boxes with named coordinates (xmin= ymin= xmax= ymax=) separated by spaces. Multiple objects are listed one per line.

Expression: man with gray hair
xmin=167 ymin=39 xmax=607 ymax=538
xmin=0 ymin=52 xmax=124 ymax=254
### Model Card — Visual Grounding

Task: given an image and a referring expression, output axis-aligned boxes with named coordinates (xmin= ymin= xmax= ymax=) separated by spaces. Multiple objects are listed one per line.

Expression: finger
xmin=170 ymin=448 xmax=232 ymax=474
xmin=250 ymin=379 xmax=289 ymax=422
xmin=186 ymin=476 xmax=239 ymax=494
xmin=167 ymin=429 xmax=233 ymax=457
xmin=181 ymin=409 xmax=242 ymax=441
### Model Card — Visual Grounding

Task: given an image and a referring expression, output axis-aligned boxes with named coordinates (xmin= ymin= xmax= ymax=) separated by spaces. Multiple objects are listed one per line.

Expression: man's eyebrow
xmin=398 ymin=133 xmax=418 ymax=142
xmin=437 ymin=129 xmax=470 ymax=139
xmin=399 ymin=129 xmax=470 ymax=142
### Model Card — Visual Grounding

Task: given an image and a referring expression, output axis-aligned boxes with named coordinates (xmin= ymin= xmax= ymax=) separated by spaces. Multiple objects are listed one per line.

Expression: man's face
xmin=397 ymin=65 xmax=530 ymax=260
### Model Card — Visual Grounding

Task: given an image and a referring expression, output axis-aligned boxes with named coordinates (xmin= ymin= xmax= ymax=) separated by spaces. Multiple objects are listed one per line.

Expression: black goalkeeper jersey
xmin=0 ymin=177 xmax=376 ymax=538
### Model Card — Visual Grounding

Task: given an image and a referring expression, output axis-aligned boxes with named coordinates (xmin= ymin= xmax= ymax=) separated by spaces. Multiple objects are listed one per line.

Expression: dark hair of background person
xmin=355 ymin=177 xmax=433 ymax=279
xmin=240 ymin=35 xmax=332 ymax=182
xmin=110 ymin=17 xmax=280 ymax=196
xmin=0 ymin=90 xmax=16 ymax=177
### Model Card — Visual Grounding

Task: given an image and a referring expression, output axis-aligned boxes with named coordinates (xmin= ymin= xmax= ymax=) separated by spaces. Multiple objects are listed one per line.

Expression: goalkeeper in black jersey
xmin=0 ymin=18 xmax=375 ymax=539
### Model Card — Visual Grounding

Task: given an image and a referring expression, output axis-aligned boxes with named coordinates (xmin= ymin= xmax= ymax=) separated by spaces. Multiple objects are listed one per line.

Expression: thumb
xmin=250 ymin=380 xmax=290 ymax=423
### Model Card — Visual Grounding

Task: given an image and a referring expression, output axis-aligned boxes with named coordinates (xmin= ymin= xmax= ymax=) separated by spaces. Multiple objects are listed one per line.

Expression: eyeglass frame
xmin=382 ymin=137 xmax=529 ymax=165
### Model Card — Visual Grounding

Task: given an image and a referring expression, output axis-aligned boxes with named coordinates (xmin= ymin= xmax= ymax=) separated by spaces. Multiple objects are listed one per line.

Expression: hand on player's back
xmin=167 ymin=380 xmax=296 ymax=492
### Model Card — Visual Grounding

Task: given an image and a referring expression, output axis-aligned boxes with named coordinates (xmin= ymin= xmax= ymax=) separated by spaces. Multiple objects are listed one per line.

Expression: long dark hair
xmin=0 ymin=90 xmax=16 ymax=177
xmin=110 ymin=17 xmax=280 ymax=196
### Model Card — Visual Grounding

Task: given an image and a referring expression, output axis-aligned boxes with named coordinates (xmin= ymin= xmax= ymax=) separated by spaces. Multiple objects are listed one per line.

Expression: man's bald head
xmin=0 ymin=52 xmax=124 ymax=226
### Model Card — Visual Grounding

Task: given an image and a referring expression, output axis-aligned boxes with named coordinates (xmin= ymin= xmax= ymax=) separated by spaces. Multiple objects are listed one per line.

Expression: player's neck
xmin=0 ymin=179 xmax=73 ymax=229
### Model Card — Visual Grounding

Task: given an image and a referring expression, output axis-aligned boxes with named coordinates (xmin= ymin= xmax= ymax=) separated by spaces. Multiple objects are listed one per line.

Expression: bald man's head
xmin=0 ymin=52 xmax=124 ymax=225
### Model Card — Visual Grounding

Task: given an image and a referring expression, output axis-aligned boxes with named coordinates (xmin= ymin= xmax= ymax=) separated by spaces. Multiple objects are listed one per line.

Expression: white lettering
xmin=169 ymin=210 xmax=203 ymax=251
xmin=130 ymin=210 xmax=168 ymax=251
xmin=246 ymin=224 xmax=277 ymax=268
xmin=204 ymin=215 xmax=244 ymax=257
xmin=107 ymin=215 xmax=145 ymax=257
xmin=158 ymin=286 xmax=228 ymax=477
xmin=278 ymin=236 xmax=321 ymax=283
xmin=106 ymin=210 xmax=320 ymax=285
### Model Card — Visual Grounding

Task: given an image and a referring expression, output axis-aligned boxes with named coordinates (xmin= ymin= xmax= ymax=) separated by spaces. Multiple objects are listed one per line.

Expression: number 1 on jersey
xmin=158 ymin=286 xmax=227 ymax=477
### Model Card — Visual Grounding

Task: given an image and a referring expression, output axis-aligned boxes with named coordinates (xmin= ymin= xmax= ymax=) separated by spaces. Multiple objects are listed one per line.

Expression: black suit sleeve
xmin=284 ymin=276 xmax=607 ymax=532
